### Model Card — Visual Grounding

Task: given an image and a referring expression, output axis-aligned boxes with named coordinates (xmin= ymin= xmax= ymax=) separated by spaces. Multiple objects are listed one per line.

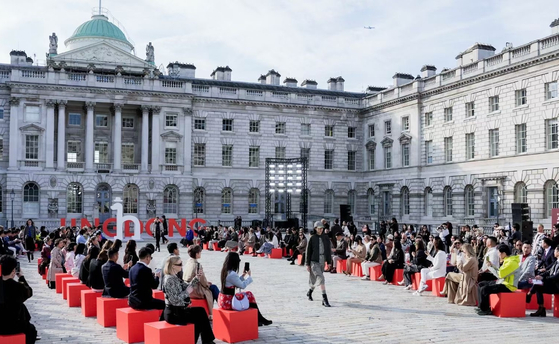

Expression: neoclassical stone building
xmin=0 ymin=9 xmax=558 ymax=230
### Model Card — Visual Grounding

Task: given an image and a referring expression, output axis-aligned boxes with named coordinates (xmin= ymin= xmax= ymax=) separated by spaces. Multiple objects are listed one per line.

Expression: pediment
xmin=53 ymin=41 xmax=153 ymax=71
xmin=381 ymin=137 xmax=393 ymax=148
xmin=19 ymin=123 xmax=45 ymax=132
xmin=365 ymin=140 xmax=376 ymax=150
xmin=399 ymin=133 xmax=412 ymax=144
xmin=161 ymin=131 xmax=183 ymax=141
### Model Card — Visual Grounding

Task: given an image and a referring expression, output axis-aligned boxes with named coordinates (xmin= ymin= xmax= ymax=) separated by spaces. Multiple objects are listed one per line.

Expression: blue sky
xmin=1 ymin=0 xmax=558 ymax=92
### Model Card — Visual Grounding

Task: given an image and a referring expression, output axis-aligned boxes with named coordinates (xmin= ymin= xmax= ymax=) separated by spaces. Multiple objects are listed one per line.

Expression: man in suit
xmin=509 ymin=223 xmax=522 ymax=246
xmin=517 ymin=241 xmax=536 ymax=290
xmin=527 ymin=246 xmax=559 ymax=317
xmin=537 ymin=238 xmax=556 ymax=275
xmin=128 ymin=247 xmax=165 ymax=311
xmin=102 ymin=248 xmax=131 ymax=298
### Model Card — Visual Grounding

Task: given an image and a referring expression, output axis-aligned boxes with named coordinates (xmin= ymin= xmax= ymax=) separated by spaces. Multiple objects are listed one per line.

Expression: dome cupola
xmin=65 ymin=14 xmax=134 ymax=52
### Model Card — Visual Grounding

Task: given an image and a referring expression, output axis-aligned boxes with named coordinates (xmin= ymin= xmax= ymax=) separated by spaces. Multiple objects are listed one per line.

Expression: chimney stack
xmin=301 ymin=79 xmax=317 ymax=89
xmin=211 ymin=66 xmax=232 ymax=81
xmin=420 ymin=65 xmax=437 ymax=78
xmin=392 ymin=73 xmax=414 ymax=87
xmin=551 ymin=19 xmax=559 ymax=34
xmin=283 ymin=77 xmax=298 ymax=87
xmin=10 ymin=50 xmax=29 ymax=65
xmin=258 ymin=75 xmax=266 ymax=84
xmin=265 ymin=70 xmax=281 ymax=85
xmin=366 ymin=86 xmax=387 ymax=94
xmin=455 ymin=43 xmax=496 ymax=67
xmin=167 ymin=62 xmax=196 ymax=78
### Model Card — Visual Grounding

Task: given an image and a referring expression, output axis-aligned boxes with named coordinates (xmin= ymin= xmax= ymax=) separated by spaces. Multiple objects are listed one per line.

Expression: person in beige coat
xmin=441 ymin=243 xmax=479 ymax=306
xmin=47 ymin=238 xmax=66 ymax=289
xmin=183 ymin=245 xmax=220 ymax=319
xmin=343 ymin=236 xmax=367 ymax=275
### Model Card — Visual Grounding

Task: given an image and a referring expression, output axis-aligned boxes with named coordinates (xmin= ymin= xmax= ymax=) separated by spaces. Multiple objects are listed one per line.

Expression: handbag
xmin=232 ymin=292 xmax=250 ymax=311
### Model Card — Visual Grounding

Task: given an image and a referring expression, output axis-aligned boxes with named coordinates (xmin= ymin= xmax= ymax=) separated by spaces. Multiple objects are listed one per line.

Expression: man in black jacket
xmin=527 ymin=246 xmax=559 ymax=317
xmin=305 ymin=221 xmax=333 ymax=307
xmin=102 ymin=248 xmax=131 ymax=298
xmin=128 ymin=247 xmax=165 ymax=311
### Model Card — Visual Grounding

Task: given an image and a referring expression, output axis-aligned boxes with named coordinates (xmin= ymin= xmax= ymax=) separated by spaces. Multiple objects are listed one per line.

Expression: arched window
xmin=193 ymin=187 xmax=205 ymax=214
xmin=514 ymin=182 xmax=528 ymax=204
xmin=348 ymin=190 xmax=356 ymax=215
xmin=424 ymin=187 xmax=433 ymax=216
xmin=163 ymin=185 xmax=179 ymax=214
xmin=367 ymin=188 xmax=375 ymax=215
xmin=444 ymin=186 xmax=453 ymax=216
xmin=123 ymin=184 xmax=139 ymax=214
xmin=324 ymin=189 xmax=334 ymax=214
xmin=401 ymin=187 xmax=410 ymax=215
xmin=221 ymin=188 xmax=232 ymax=214
xmin=23 ymin=182 xmax=40 ymax=215
xmin=544 ymin=180 xmax=559 ymax=217
xmin=248 ymin=188 xmax=259 ymax=214
xmin=67 ymin=182 xmax=83 ymax=214
xmin=464 ymin=185 xmax=474 ymax=216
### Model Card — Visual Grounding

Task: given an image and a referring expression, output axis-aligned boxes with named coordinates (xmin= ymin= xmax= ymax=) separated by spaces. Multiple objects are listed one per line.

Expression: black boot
xmin=307 ymin=289 xmax=313 ymax=301
xmin=526 ymin=292 xmax=533 ymax=303
xmin=249 ymin=303 xmax=273 ymax=326
xmin=322 ymin=293 xmax=331 ymax=307
xmin=530 ymin=306 xmax=546 ymax=317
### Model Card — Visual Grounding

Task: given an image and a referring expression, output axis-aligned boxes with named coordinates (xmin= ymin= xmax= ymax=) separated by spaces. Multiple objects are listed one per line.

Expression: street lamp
xmin=10 ymin=188 xmax=15 ymax=228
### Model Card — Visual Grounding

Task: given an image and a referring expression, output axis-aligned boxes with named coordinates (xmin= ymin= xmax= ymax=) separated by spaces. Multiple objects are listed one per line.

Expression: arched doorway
xmin=96 ymin=184 xmax=112 ymax=224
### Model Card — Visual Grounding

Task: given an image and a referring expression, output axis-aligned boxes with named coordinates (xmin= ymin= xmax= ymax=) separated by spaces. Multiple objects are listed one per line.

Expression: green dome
xmin=69 ymin=15 xmax=130 ymax=44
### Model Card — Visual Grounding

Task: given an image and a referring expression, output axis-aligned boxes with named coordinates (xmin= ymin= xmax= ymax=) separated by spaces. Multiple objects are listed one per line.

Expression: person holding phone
xmin=218 ymin=252 xmax=272 ymax=326
xmin=184 ymin=245 xmax=219 ymax=319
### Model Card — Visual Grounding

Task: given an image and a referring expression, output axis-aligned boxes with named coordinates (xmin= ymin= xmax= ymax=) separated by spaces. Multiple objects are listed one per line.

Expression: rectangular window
xmin=425 ymin=140 xmax=433 ymax=164
xmin=25 ymin=135 xmax=39 ymax=160
xmin=24 ymin=106 xmax=40 ymax=123
xmin=95 ymin=114 xmax=108 ymax=127
xmin=324 ymin=150 xmax=334 ymax=169
xmin=121 ymin=118 xmax=133 ymax=128
xmin=68 ymin=113 xmax=82 ymax=126
xmin=402 ymin=116 xmax=410 ymax=131
xmin=385 ymin=120 xmax=392 ymax=135
xmin=547 ymin=118 xmax=559 ymax=150
xmin=515 ymin=123 xmax=527 ymax=153
xmin=367 ymin=149 xmax=375 ymax=170
xmin=122 ymin=143 xmax=134 ymax=164
xmin=194 ymin=118 xmax=206 ymax=130
xmin=444 ymin=137 xmax=453 ymax=162
xmin=465 ymin=133 xmax=475 ymax=160
xmin=384 ymin=147 xmax=392 ymax=169
xmin=465 ymin=102 xmax=475 ymax=118
xmin=0 ymin=138 xmax=3 ymax=160
xmin=67 ymin=141 xmax=80 ymax=163
xmin=249 ymin=120 xmax=260 ymax=133
xmin=515 ymin=89 xmax=527 ymax=106
xmin=0 ymin=108 xmax=3 ymax=120
xmin=300 ymin=123 xmax=311 ymax=136
xmin=275 ymin=122 xmax=286 ymax=134
xmin=222 ymin=119 xmax=233 ymax=131
xmin=545 ymin=82 xmax=558 ymax=100
xmin=489 ymin=129 xmax=499 ymax=157
xmin=347 ymin=151 xmax=356 ymax=171
xmin=425 ymin=112 xmax=433 ymax=127
xmin=368 ymin=124 xmax=375 ymax=137
xmin=324 ymin=125 xmax=334 ymax=137
xmin=444 ymin=107 xmax=453 ymax=122
xmin=222 ymin=145 xmax=233 ymax=167
xmin=402 ymin=143 xmax=410 ymax=166
xmin=300 ymin=148 xmax=310 ymax=161
xmin=193 ymin=143 xmax=206 ymax=166
xmin=275 ymin=146 xmax=286 ymax=159
xmin=249 ymin=146 xmax=260 ymax=167
xmin=347 ymin=126 xmax=356 ymax=138
xmin=489 ymin=96 xmax=500 ymax=112
xmin=165 ymin=143 xmax=177 ymax=164
xmin=94 ymin=142 xmax=109 ymax=163
xmin=165 ymin=114 xmax=178 ymax=128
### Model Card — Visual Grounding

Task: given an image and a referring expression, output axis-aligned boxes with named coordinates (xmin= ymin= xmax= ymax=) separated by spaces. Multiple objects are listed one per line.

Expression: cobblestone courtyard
xmin=22 ymin=242 xmax=559 ymax=344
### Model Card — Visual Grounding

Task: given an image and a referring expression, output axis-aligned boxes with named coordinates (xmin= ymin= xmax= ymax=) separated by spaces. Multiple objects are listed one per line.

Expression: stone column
xmin=85 ymin=102 xmax=95 ymax=171
xmin=8 ymin=97 xmax=20 ymax=170
xmin=141 ymin=105 xmax=150 ymax=173
xmin=113 ymin=103 xmax=123 ymax=172
xmin=182 ymin=107 xmax=192 ymax=174
xmin=151 ymin=106 xmax=161 ymax=173
xmin=56 ymin=100 xmax=67 ymax=170
xmin=45 ymin=100 xmax=56 ymax=170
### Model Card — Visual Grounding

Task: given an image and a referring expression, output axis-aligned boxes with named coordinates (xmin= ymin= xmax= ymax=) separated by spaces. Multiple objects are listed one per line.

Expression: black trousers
xmin=403 ymin=264 xmax=420 ymax=286
xmin=478 ymin=271 xmax=498 ymax=283
xmin=381 ymin=261 xmax=399 ymax=282
xmin=478 ymin=281 xmax=511 ymax=311
xmin=164 ymin=306 xmax=215 ymax=343
xmin=155 ymin=234 xmax=161 ymax=251
xmin=530 ymin=282 xmax=559 ymax=305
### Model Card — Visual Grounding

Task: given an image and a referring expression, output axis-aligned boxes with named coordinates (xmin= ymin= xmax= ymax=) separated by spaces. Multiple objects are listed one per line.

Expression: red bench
xmin=412 ymin=274 xmax=432 ymax=291
xmin=518 ymin=289 xmax=552 ymax=310
xmin=144 ymin=321 xmax=195 ymax=344
xmin=81 ymin=289 xmax=102 ymax=317
xmin=489 ymin=292 xmax=526 ymax=317
xmin=213 ymin=308 xmax=258 ymax=343
xmin=269 ymin=248 xmax=282 ymax=259
xmin=67 ymin=283 xmax=90 ymax=307
xmin=369 ymin=265 xmax=382 ymax=280
xmin=554 ymin=295 xmax=559 ymax=317
xmin=297 ymin=255 xmax=303 ymax=266
xmin=351 ymin=261 xmax=364 ymax=277
xmin=97 ymin=297 xmax=129 ymax=327
xmin=61 ymin=277 xmax=81 ymax=300
xmin=0 ymin=334 xmax=25 ymax=344
xmin=153 ymin=290 xmax=165 ymax=300
xmin=391 ymin=269 xmax=404 ymax=286
xmin=117 ymin=308 xmax=162 ymax=343
xmin=190 ymin=298 xmax=210 ymax=316
xmin=55 ymin=273 xmax=71 ymax=293
xmin=203 ymin=242 xmax=209 ymax=250
xmin=336 ymin=260 xmax=347 ymax=274
xmin=212 ymin=242 xmax=221 ymax=251
xmin=431 ymin=277 xmax=446 ymax=297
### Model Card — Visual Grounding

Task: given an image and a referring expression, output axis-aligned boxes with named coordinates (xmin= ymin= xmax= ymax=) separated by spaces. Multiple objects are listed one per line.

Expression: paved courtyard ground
xmin=21 ymin=240 xmax=559 ymax=344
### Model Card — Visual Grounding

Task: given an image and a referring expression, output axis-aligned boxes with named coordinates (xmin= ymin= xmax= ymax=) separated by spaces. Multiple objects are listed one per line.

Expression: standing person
xmin=47 ymin=239 xmax=65 ymax=289
xmin=151 ymin=217 xmax=163 ymax=252
xmin=161 ymin=215 xmax=169 ymax=245
xmin=305 ymin=221 xmax=333 ymax=307
xmin=23 ymin=219 xmax=37 ymax=262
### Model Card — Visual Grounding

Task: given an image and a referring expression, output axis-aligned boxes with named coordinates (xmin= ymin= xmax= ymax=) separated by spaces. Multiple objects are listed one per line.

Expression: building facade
xmin=0 ymin=10 xmax=558 ymax=230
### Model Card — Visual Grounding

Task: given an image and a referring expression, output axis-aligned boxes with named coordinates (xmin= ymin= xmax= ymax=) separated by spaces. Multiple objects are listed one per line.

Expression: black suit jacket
xmin=128 ymin=263 xmax=159 ymax=309
xmin=89 ymin=259 xmax=106 ymax=290
xmin=539 ymin=247 xmax=557 ymax=271
xmin=0 ymin=276 xmax=33 ymax=335
xmin=102 ymin=261 xmax=130 ymax=298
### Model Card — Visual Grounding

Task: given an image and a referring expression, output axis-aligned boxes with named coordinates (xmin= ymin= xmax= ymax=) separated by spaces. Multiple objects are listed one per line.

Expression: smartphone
xmin=244 ymin=262 xmax=250 ymax=273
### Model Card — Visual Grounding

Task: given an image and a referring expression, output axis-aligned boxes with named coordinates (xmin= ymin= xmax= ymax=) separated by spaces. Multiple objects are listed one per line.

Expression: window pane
xmin=347 ymin=151 xmax=356 ymax=170
xmin=222 ymin=145 xmax=233 ymax=166
xmin=249 ymin=147 xmax=259 ymax=167
xmin=25 ymin=135 xmax=39 ymax=160
xmin=194 ymin=118 xmax=206 ymax=130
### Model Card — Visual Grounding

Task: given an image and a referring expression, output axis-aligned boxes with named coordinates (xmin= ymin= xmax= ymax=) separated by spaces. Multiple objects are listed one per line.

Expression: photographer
xmin=0 ymin=255 xmax=39 ymax=343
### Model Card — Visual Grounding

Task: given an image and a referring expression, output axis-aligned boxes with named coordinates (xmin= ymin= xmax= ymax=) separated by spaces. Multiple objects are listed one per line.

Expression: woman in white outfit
xmin=414 ymin=239 xmax=447 ymax=295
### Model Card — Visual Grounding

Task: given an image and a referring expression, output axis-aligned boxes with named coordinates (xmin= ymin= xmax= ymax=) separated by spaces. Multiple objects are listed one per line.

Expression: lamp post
xmin=10 ymin=189 xmax=15 ymax=228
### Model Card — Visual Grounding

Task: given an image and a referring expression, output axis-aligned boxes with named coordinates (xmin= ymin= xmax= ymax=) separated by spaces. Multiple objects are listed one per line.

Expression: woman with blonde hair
xmin=183 ymin=245 xmax=220 ymax=319
xmin=441 ymin=243 xmax=479 ymax=305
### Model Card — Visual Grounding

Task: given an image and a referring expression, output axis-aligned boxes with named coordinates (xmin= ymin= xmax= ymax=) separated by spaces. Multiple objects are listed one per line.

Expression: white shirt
xmin=427 ymin=251 xmax=447 ymax=278
xmin=532 ymin=232 xmax=546 ymax=256
xmin=438 ymin=228 xmax=449 ymax=241
xmin=481 ymin=246 xmax=500 ymax=272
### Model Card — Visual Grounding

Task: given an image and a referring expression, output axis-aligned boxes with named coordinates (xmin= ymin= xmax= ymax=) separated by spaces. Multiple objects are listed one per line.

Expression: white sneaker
xmin=412 ymin=291 xmax=422 ymax=296
xmin=397 ymin=280 xmax=405 ymax=286
xmin=419 ymin=285 xmax=429 ymax=293
xmin=361 ymin=276 xmax=370 ymax=281
xmin=404 ymin=285 xmax=412 ymax=290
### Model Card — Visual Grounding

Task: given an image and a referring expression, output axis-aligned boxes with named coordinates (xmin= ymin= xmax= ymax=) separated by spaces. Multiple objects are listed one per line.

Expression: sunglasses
xmin=174 ymin=263 xmax=183 ymax=267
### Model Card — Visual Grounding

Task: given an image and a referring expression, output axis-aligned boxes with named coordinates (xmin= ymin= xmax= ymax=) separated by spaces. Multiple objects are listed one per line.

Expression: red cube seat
xmin=431 ymin=277 xmax=446 ymax=297
xmin=67 ymin=283 xmax=90 ymax=307
xmin=554 ymin=295 xmax=559 ymax=317
xmin=246 ymin=247 xmax=254 ymax=254
xmin=55 ymin=273 xmax=71 ymax=293
xmin=0 ymin=334 xmax=25 ymax=344
xmin=153 ymin=290 xmax=165 ymax=301
xmin=351 ymin=261 xmax=364 ymax=277
xmin=213 ymin=308 xmax=258 ymax=343
xmin=336 ymin=260 xmax=347 ymax=273
xmin=297 ymin=255 xmax=303 ymax=266
xmin=144 ymin=321 xmax=195 ymax=344
xmin=97 ymin=297 xmax=129 ymax=327
xmin=43 ymin=267 xmax=48 ymax=281
xmin=489 ymin=292 xmax=526 ymax=317
xmin=269 ymin=248 xmax=282 ymax=259
xmin=212 ymin=242 xmax=221 ymax=251
xmin=189 ymin=298 xmax=210 ymax=316
xmin=411 ymin=274 xmax=433 ymax=291
xmin=518 ymin=289 xmax=552 ymax=310
xmin=369 ymin=265 xmax=382 ymax=280
xmin=117 ymin=308 xmax=162 ymax=343
xmin=203 ymin=242 xmax=209 ymax=250
xmin=62 ymin=277 xmax=81 ymax=300
xmin=391 ymin=269 xmax=404 ymax=285
xmin=81 ymin=289 xmax=102 ymax=317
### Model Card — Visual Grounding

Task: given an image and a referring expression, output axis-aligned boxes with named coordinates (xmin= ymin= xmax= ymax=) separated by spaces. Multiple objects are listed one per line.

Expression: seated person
xmin=441 ymin=243 xmax=478 ymax=305
xmin=536 ymin=238 xmax=556 ymax=276
xmin=163 ymin=256 xmax=215 ymax=344
xmin=379 ymin=240 xmax=404 ymax=284
xmin=183 ymin=245 xmax=220 ymax=319
xmin=361 ymin=235 xmax=383 ymax=280
xmin=0 ymin=255 xmax=39 ymax=344
xmin=478 ymin=236 xmax=500 ymax=282
xmin=330 ymin=232 xmax=348 ymax=273
xmin=102 ymin=248 xmax=131 ymax=298
xmin=71 ymin=243 xmax=86 ymax=278
xmin=476 ymin=244 xmax=520 ymax=315
xmin=288 ymin=229 xmax=307 ymax=265
xmin=90 ymin=245 xmax=110 ymax=292
xmin=526 ymin=246 xmax=559 ymax=317
xmin=401 ymin=240 xmax=429 ymax=289
xmin=80 ymin=246 xmax=99 ymax=287
xmin=128 ymin=247 xmax=165 ymax=311
xmin=413 ymin=239 xmax=446 ymax=295
xmin=343 ymin=236 xmax=366 ymax=275
xmin=517 ymin=241 xmax=536 ymax=290
xmin=256 ymin=234 xmax=275 ymax=256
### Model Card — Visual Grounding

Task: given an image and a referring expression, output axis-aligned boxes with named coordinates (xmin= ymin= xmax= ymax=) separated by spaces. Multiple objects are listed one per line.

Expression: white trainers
xmin=404 ymin=285 xmax=412 ymax=291
xmin=412 ymin=291 xmax=422 ymax=296
xmin=419 ymin=285 xmax=429 ymax=293
xmin=361 ymin=276 xmax=370 ymax=280
xmin=397 ymin=280 xmax=405 ymax=286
